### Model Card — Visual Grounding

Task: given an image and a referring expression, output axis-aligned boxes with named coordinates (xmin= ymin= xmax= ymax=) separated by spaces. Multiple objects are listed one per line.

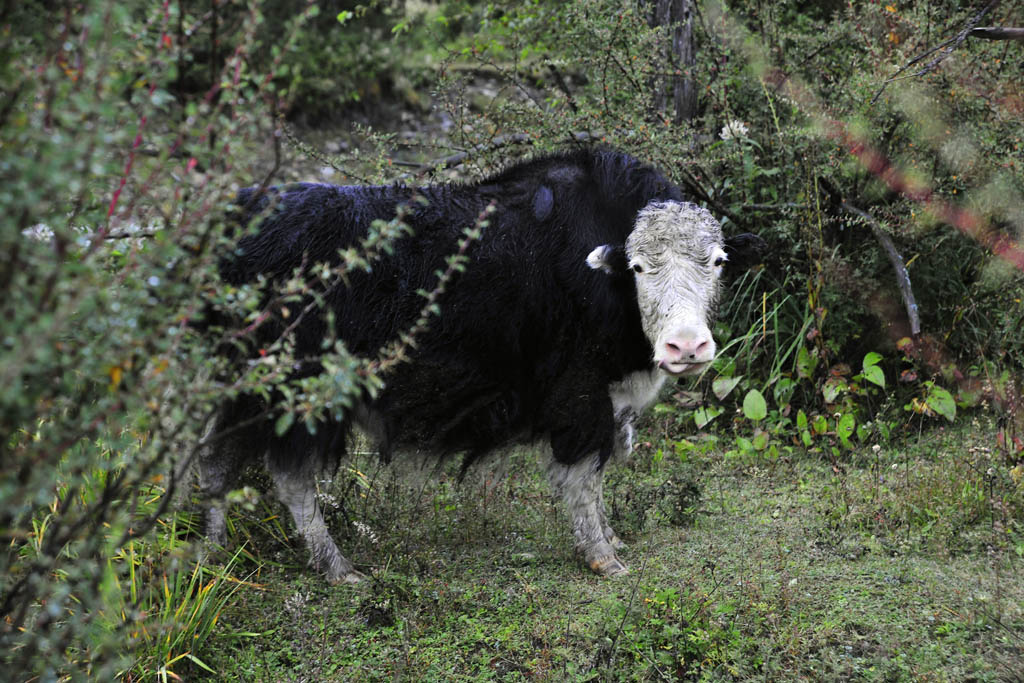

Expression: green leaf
xmin=822 ymin=377 xmax=848 ymax=403
xmin=796 ymin=410 xmax=808 ymax=430
xmin=862 ymin=364 xmax=885 ymax=388
xmin=742 ymin=389 xmax=767 ymax=421
xmin=752 ymin=430 xmax=770 ymax=451
xmin=274 ymin=411 xmax=294 ymax=436
xmin=773 ymin=377 xmax=796 ymax=409
xmin=694 ymin=405 xmax=723 ymax=429
xmin=184 ymin=653 xmax=216 ymax=673
xmin=801 ymin=429 xmax=813 ymax=447
xmin=812 ymin=415 xmax=828 ymax=435
xmin=926 ymin=385 xmax=957 ymax=422
xmin=712 ymin=375 xmax=743 ymax=401
xmin=796 ymin=346 xmax=817 ymax=379
xmin=862 ymin=351 xmax=883 ymax=368
xmin=673 ymin=440 xmax=695 ymax=462
xmin=337 ymin=10 xmax=353 ymax=25
xmin=837 ymin=413 xmax=855 ymax=446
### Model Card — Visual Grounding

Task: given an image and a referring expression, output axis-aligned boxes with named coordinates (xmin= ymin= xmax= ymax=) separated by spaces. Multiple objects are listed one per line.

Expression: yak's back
xmin=219 ymin=183 xmax=411 ymax=285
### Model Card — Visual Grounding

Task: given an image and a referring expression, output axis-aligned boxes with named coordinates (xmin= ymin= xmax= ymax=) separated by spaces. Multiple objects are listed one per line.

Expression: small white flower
xmin=719 ymin=120 xmax=749 ymax=141
xmin=284 ymin=590 xmax=310 ymax=618
xmin=22 ymin=224 xmax=55 ymax=242
xmin=354 ymin=521 xmax=379 ymax=545
xmin=872 ymin=444 xmax=881 ymax=453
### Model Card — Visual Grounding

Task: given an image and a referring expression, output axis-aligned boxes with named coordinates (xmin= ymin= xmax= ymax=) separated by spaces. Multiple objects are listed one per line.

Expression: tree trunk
xmin=647 ymin=0 xmax=698 ymax=123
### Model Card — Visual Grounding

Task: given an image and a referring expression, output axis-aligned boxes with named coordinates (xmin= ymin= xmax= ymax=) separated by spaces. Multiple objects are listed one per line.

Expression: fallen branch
xmin=840 ymin=201 xmax=921 ymax=336
xmin=969 ymin=26 xmax=1024 ymax=40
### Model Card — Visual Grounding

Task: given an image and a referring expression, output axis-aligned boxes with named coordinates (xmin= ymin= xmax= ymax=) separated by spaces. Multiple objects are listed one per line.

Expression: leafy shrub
xmin=0 ymin=0 xmax=358 ymax=677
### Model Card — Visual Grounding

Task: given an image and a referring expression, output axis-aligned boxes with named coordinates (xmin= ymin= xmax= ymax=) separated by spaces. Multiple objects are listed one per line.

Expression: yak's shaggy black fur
xmin=216 ymin=149 xmax=684 ymax=474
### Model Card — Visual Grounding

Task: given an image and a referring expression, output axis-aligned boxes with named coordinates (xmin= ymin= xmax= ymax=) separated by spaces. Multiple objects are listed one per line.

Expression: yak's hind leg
xmin=547 ymin=452 xmax=628 ymax=577
xmin=198 ymin=410 xmax=258 ymax=547
xmin=265 ymin=451 xmax=363 ymax=585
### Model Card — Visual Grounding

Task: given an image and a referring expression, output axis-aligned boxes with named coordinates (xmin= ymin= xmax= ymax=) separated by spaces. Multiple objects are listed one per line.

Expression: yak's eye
xmin=713 ymin=256 xmax=725 ymax=267
xmin=632 ymin=263 xmax=644 ymax=274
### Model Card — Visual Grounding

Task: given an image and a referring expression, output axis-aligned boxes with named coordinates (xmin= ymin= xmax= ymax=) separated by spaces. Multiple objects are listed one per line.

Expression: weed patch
xmin=163 ymin=421 xmax=1023 ymax=680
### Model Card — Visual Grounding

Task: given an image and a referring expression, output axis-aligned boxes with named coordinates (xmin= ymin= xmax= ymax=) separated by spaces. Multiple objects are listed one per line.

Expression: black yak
xmin=200 ymin=149 xmax=763 ymax=581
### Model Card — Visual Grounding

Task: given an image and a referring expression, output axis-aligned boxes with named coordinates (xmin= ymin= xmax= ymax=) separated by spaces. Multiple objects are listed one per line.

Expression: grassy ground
xmin=187 ymin=419 xmax=1023 ymax=681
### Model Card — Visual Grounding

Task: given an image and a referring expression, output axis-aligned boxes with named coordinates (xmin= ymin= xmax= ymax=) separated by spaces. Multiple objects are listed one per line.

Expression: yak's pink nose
xmin=663 ymin=336 xmax=713 ymax=363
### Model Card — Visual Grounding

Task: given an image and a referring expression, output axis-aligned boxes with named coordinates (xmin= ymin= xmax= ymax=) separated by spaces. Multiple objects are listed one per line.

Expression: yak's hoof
xmin=588 ymin=553 xmax=629 ymax=577
xmin=327 ymin=568 xmax=366 ymax=585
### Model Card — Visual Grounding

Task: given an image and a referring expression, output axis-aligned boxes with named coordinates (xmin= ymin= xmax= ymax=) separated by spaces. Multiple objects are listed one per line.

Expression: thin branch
xmin=742 ymin=202 xmax=807 ymax=212
xmin=605 ymin=551 xmax=649 ymax=673
xmin=402 ymin=133 xmax=535 ymax=178
xmin=676 ymin=167 xmax=747 ymax=229
xmin=871 ymin=0 xmax=1001 ymax=104
xmin=254 ymin=103 xmax=283 ymax=194
xmin=104 ymin=230 xmax=158 ymax=240
xmin=281 ymin=123 xmax=373 ymax=184
xmin=545 ymin=58 xmax=578 ymax=113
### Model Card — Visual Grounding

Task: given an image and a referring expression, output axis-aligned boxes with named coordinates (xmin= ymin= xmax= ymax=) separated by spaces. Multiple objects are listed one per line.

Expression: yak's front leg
xmin=596 ymin=405 xmax=640 ymax=551
xmin=547 ymin=453 xmax=628 ymax=577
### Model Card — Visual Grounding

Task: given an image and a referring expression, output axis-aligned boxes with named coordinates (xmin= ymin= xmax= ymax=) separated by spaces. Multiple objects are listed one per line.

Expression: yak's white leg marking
xmin=609 ymin=368 xmax=666 ymax=418
xmin=591 ymin=368 xmax=668 ymax=551
xmin=267 ymin=459 xmax=364 ymax=585
xmin=594 ymin=473 xmax=624 ymax=551
xmin=547 ymin=453 xmax=627 ymax=577
xmin=204 ymin=506 xmax=228 ymax=547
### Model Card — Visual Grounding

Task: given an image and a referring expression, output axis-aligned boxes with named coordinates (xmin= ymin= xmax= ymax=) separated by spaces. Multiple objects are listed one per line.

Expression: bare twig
xmin=546 ymin=58 xmax=578 ymax=113
xmin=104 ymin=230 xmax=158 ymax=240
xmin=676 ymin=167 xmax=747 ymax=229
xmin=871 ymin=0 xmax=1001 ymax=104
xmin=254 ymin=103 xmax=283 ymax=194
xmin=742 ymin=202 xmax=807 ymax=212
xmin=404 ymin=134 xmax=533 ymax=177
xmin=605 ymin=552 xmax=649 ymax=672
xmin=281 ymin=123 xmax=374 ymax=185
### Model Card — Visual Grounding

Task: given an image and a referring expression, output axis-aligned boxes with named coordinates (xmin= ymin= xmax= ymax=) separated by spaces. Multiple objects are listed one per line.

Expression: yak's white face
xmin=588 ymin=202 xmax=727 ymax=376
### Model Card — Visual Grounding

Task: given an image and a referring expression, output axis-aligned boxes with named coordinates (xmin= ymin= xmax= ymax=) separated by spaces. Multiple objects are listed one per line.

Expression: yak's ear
xmin=723 ymin=233 xmax=767 ymax=270
xmin=586 ymin=245 xmax=628 ymax=275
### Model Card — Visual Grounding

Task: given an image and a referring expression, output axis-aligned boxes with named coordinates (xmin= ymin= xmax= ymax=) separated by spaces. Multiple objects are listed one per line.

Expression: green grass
xmin=160 ymin=420 xmax=1022 ymax=681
